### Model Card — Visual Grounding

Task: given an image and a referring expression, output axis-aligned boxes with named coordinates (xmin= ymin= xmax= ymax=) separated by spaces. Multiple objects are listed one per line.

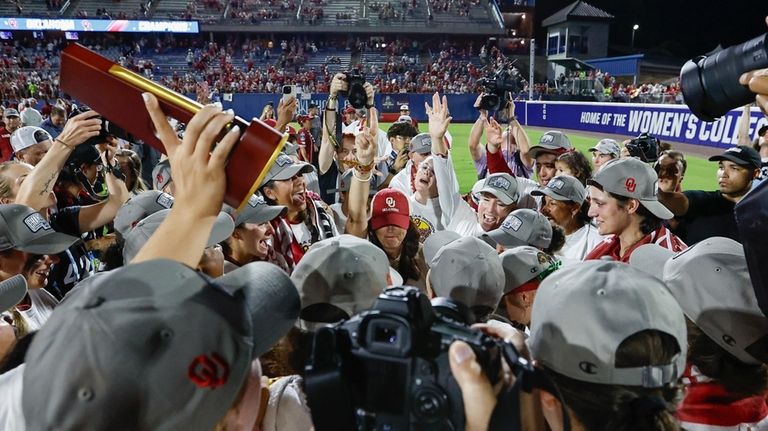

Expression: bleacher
xmin=152 ymin=0 xmax=225 ymax=22
xmin=303 ymin=48 xmax=350 ymax=74
xmin=366 ymin=0 xmax=425 ymax=25
xmin=316 ymin=0 xmax=361 ymax=25
xmin=0 ymin=0 xmax=60 ymax=17
xmin=67 ymin=0 xmax=146 ymax=18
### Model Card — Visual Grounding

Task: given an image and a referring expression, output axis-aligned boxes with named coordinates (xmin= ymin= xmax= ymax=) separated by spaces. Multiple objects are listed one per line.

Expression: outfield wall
xmin=218 ymin=93 xmax=767 ymax=150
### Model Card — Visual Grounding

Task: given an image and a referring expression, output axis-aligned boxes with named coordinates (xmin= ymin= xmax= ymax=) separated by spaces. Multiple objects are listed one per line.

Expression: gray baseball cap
xmin=291 ymin=235 xmax=390 ymax=322
xmin=429 ymin=236 xmax=505 ymax=310
xmin=0 ymin=274 xmax=27 ymax=311
xmin=409 ymin=133 xmax=432 ymax=155
xmin=113 ymin=190 xmax=175 ymax=238
xmin=588 ymin=138 xmax=621 ymax=158
xmin=328 ymin=168 xmax=379 ymax=194
xmin=0 ymin=204 xmax=79 ymax=254
xmin=663 ymin=237 xmax=768 ymax=365
xmin=152 ymin=159 xmax=172 ymax=191
xmin=478 ymin=173 xmax=519 ymax=206
xmin=423 ymin=230 xmax=461 ymax=266
xmin=500 ymin=246 xmax=558 ymax=293
xmin=23 ymin=259 xmax=300 ymax=430
xmin=481 ymin=209 xmax=553 ymax=249
xmin=122 ymin=209 xmax=235 ymax=265
xmin=530 ymin=175 xmax=587 ymax=205
xmin=10 ymin=126 xmax=52 ymax=153
xmin=3 ymin=108 xmax=19 ymax=118
xmin=587 ymin=157 xmax=674 ymax=220
xmin=223 ymin=194 xmax=286 ymax=226
xmin=260 ymin=153 xmax=315 ymax=186
xmin=528 ymin=131 xmax=573 ymax=158
xmin=529 ymin=260 xmax=687 ymax=387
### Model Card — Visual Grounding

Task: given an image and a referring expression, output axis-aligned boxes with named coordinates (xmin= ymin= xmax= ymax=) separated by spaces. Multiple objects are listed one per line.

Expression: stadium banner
xmin=0 ymin=18 xmax=199 ymax=33
xmin=220 ymin=93 xmax=499 ymax=124
xmin=524 ymin=101 xmax=768 ymax=149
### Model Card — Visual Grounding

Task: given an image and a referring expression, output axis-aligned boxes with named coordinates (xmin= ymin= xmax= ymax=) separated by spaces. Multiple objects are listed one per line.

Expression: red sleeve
xmin=486 ymin=149 xmax=513 ymax=175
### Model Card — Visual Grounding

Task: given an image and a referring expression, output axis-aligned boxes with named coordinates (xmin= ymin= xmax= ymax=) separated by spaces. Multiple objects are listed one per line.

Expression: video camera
xmin=625 ymin=132 xmax=660 ymax=163
xmin=340 ymin=72 xmax=368 ymax=109
xmin=304 ymin=286 xmax=524 ymax=431
xmin=476 ymin=66 xmax=524 ymax=111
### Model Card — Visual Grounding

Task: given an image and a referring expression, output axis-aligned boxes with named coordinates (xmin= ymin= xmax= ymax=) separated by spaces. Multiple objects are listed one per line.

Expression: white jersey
xmin=0 ymin=364 xmax=25 ymax=430
xmin=330 ymin=203 xmax=347 ymax=234
xmin=557 ymin=223 xmax=605 ymax=265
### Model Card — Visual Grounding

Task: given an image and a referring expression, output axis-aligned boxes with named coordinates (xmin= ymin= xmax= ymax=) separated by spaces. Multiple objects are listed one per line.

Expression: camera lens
xmin=412 ymin=386 xmax=447 ymax=422
xmin=681 ymin=33 xmax=768 ymax=121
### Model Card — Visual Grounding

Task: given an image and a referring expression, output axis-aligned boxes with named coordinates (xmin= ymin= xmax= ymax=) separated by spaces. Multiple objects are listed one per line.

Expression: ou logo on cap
xmin=385 ymin=197 xmax=396 ymax=208
xmin=625 ymin=178 xmax=637 ymax=193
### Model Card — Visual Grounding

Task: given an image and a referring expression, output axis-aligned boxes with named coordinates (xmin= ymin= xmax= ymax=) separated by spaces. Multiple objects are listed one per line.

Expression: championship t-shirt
xmin=48 ymin=206 xmax=94 ymax=299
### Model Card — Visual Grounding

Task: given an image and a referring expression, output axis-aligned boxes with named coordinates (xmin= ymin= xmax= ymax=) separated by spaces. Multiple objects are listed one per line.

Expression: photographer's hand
xmin=426 ymin=92 xmax=452 ymax=156
xmin=276 ymin=96 xmax=297 ymax=132
xmin=134 ymin=93 xmax=239 ymax=267
xmin=485 ymin=117 xmax=503 ymax=154
xmin=449 ymin=341 xmax=497 ymax=431
xmin=739 ymin=17 xmax=768 ymax=114
xmin=15 ymin=110 xmax=103 ymax=213
xmin=363 ymin=82 xmax=375 ymax=108
xmin=329 ymin=73 xmax=348 ymax=99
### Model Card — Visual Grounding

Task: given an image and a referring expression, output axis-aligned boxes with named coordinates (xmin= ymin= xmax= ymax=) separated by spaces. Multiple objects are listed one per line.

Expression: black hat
xmin=708 ymin=146 xmax=761 ymax=170
xmin=67 ymin=144 xmax=101 ymax=167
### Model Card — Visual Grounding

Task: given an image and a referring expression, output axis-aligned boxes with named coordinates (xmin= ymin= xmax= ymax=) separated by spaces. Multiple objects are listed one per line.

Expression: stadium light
xmin=521 ymin=13 xmax=526 ymax=19
xmin=631 ymin=24 xmax=639 ymax=50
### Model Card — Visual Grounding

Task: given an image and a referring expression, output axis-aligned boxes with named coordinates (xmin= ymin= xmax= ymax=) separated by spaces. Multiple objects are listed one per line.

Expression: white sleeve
xmin=389 ymin=162 xmax=412 ymax=196
xmin=432 ymin=152 xmax=462 ymax=229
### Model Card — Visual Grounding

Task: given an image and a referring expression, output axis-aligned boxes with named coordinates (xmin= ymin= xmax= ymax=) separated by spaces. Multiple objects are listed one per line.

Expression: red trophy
xmin=59 ymin=43 xmax=287 ymax=210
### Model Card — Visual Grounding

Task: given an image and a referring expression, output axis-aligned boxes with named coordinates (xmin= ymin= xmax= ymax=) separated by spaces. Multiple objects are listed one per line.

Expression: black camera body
xmin=477 ymin=68 xmax=523 ymax=111
xmin=341 ymin=72 xmax=369 ymax=109
xmin=304 ymin=286 xmax=503 ymax=431
xmin=681 ymin=33 xmax=768 ymax=121
xmin=71 ymin=105 xmax=133 ymax=146
xmin=626 ymin=132 xmax=660 ymax=163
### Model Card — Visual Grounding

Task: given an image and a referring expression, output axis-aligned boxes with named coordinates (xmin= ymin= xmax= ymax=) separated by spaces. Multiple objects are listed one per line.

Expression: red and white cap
xmin=371 ymin=188 xmax=410 ymax=230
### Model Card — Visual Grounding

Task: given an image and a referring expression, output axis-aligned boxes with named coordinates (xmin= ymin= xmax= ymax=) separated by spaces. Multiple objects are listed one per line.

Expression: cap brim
xmin=483 ymin=229 xmax=527 ymax=248
xmin=530 ymin=187 xmax=571 ymax=202
xmin=238 ymin=205 xmax=286 ymax=225
xmin=628 ymin=244 xmax=675 ymax=280
xmin=16 ymin=231 xmax=79 ymax=255
xmin=217 ymin=262 xmax=300 ymax=356
xmin=270 ymin=163 xmax=315 ymax=182
xmin=528 ymin=146 xmax=559 ymax=159
xmin=0 ymin=274 xmax=27 ymax=310
xmin=371 ymin=213 xmax=411 ymax=231
xmin=708 ymin=154 xmax=759 ymax=169
xmin=639 ymin=199 xmax=674 ymax=220
xmin=210 ymin=212 xmax=236 ymax=246
xmin=478 ymin=187 xmax=515 ymax=206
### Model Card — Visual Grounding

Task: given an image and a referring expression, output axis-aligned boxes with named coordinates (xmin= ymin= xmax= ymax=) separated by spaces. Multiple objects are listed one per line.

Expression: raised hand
xmin=56 ymin=110 xmax=102 ymax=148
xmin=425 ymin=92 xmax=452 ymax=141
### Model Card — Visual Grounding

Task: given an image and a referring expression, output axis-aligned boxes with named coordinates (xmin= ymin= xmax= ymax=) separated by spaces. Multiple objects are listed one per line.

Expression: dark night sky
xmin=535 ymin=0 xmax=768 ymax=59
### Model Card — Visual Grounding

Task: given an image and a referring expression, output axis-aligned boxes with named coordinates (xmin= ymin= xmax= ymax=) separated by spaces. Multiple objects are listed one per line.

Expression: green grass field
xmin=387 ymin=123 xmax=719 ymax=193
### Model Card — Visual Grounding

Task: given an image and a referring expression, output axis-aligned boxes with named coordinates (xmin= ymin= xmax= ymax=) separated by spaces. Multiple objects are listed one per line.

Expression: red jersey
xmin=584 ymin=225 xmax=687 ymax=262
xmin=0 ymin=127 xmax=13 ymax=161
xmin=296 ymin=127 xmax=315 ymax=164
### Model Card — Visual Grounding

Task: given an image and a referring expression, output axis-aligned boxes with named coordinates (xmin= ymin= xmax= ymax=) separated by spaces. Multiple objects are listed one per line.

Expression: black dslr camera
xmin=71 ymin=105 xmax=133 ymax=146
xmin=340 ymin=72 xmax=368 ymax=109
xmin=680 ymin=33 xmax=768 ymax=121
xmin=476 ymin=67 xmax=523 ymax=111
xmin=304 ymin=286 xmax=508 ymax=431
xmin=626 ymin=132 xmax=660 ymax=163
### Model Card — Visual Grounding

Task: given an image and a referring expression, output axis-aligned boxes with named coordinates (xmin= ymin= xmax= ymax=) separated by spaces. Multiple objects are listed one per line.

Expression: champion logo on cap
xmin=502 ymin=215 xmax=523 ymax=232
xmin=548 ymin=178 xmax=565 ymax=190
xmin=155 ymin=193 xmax=173 ymax=209
xmin=248 ymin=194 xmax=266 ymax=207
xmin=23 ymin=213 xmax=51 ymax=233
xmin=187 ymin=353 xmax=230 ymax=389
xmin=726 ymin=147 xmax=743 ymax=153
xmin=275 ymin=154 xmax=293 ymax=167
xmin=625 ymin=178 xmax=637 ymax=193
xmin=487 ymin=176 xmax=511 ymax=190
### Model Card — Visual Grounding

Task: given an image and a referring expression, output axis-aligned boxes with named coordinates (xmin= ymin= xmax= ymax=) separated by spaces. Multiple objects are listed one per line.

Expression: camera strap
xmin=488 ymin=343 xmax=572 ymax=431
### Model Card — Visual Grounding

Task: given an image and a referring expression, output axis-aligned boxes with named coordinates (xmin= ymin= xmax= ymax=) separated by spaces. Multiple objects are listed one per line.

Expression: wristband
xmin=352 ymin=168 xmax=372 ymax=182
xmin=55 ymin=138 xmax=74 ymax=150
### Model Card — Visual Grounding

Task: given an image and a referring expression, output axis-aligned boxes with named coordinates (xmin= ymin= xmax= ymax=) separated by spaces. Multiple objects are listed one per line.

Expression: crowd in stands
xmin=551 ymin=69 xmax=683 ymax=103
xmin=428 ymin=0 xmax=480 ymax=16
xmin=228 ymin=0 xmax=295 ymax=23
xmin=0 ymin=40 xmax=767 ymax=429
